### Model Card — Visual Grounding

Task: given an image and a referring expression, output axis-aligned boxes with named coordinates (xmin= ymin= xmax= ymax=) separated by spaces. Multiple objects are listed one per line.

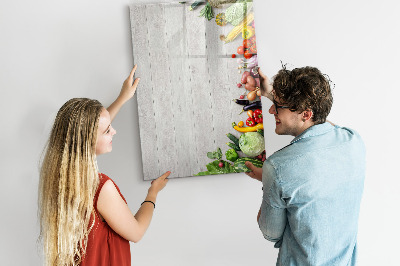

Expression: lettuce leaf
xmin=195 ymin=160 xmax=236 ymax=176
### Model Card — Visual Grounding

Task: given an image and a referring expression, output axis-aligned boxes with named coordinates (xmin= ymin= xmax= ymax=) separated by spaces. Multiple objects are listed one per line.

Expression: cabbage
xmin=239 ymin=132 xmax=265 ymax=157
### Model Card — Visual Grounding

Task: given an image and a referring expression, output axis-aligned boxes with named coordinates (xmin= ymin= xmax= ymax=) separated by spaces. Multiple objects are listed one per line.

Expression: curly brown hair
xmin=272 ymin=66 xmax=333 ymax=124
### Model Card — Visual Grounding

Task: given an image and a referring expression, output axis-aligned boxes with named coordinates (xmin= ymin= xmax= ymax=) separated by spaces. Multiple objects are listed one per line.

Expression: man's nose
xmin=269 ymin=104 xmax=276 ymax=114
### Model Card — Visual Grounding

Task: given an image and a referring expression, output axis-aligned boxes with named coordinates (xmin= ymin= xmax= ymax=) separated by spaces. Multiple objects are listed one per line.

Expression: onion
xmin=247 ymin=91 xmax=257 ymax=101
xmin=245 ymin=55 xmax=258 ymax=69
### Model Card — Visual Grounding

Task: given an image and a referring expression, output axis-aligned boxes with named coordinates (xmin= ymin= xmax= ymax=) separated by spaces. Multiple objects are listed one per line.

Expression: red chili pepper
xmin=246 ymin=117 xmax=256 ymax=127
xmin=253 ymin=109 xmax=263 ymax=123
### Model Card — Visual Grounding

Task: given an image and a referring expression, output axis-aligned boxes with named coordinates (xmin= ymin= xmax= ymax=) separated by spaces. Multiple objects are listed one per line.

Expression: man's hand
xmin=244 ymin=161 xmax=262 ymax=182
xmin=259 ymin=68 xmax=274 ymax=101
xmin=119 ymin=65 xmax=140 ymax=103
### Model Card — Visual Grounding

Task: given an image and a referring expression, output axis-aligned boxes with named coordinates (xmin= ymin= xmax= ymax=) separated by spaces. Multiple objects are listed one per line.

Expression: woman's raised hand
xmin=149 ymin=171 xmax=170 ymax=194
xmin=119 ymin=65 xmax=140 ymax=103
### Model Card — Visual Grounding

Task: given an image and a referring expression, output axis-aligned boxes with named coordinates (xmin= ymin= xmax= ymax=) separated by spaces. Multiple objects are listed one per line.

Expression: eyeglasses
xmin=273 ymin=100 xmax=291 ymax=114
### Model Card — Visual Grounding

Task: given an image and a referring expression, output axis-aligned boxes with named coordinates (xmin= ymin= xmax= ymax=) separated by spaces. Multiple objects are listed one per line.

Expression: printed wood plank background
xmin=130 ymin=2 xmax=249 ymax=180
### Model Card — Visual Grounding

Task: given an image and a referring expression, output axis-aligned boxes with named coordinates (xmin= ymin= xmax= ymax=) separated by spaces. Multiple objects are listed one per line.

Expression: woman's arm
xmin=97 ymin=171 xmax=170 ymax=243
xmin=107 ymin=65 xmax=140 ymax=122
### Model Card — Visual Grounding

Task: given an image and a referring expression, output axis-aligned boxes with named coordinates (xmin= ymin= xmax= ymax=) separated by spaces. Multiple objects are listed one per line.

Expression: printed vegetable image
xmin=242 ymin=26 xmax=255 ymax=39
xmin=244 ymin=54 xmax=258 ymax=68
xmin=233 ymin=99 xmax=250 ymax=105
xmin=226 ymin=133 xmax=240 ymax=147
xmin=239 ymin=132 xmax=265 ymax=157
xmin=246 ymin=117 xmax=256 ymax=127
xmin=225 ymin=148 xmax=239 ymax=162
xmin=226 ymin=132 xmax=240 ymax=151
xmin=208 ymin=0 xmax=237 ymax=8
xmin=215 ymin=13 xmax=227 ymax=26
xmin=240 ymin=101 xmax=262 ymax=113
xmin=189 ymin=0 xmax=205 ymax=11
xmin=246 ymin=90 xmax=257 ymax=101
xmin=253 ymin=109 xmax=263 ymax=123
xmin=195 ymin=160 xmax=236 ymax=176
xmin=232 ymin=122 xmax=263 ymax=132
xmin=250 ymin=66 xmax=259 ymax=78
xmin=225 ymin=1 xmax=253 ymax=26
xmin=241 ymin=71 xmax=251 ymax=84
xmin=224 ymin=12 xmax=254 ymax=43
xmin=233 ymin=157 xmax=263 ymax=173
xmin=199 ymin=2 xmax=214 ymax=21
xmin=207 ymin=147 xmax=222 ymax=160
xmin=244 ymin=36 xmax=257 ymax=54
xmin=237 ymin=45 xmax=244 ymax=55
xmin=227 ymin=142 xmax=241 ymax=151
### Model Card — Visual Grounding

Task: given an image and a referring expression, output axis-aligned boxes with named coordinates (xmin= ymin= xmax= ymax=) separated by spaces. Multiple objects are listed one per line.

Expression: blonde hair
xmin=38 ymin=98 xmax=104 ymax=265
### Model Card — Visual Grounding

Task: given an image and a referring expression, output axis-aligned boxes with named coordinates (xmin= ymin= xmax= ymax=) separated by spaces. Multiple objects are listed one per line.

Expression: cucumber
xmin=234 ymin=157 xmax=263 ymax=173
xmin=189 ymin=0 xmax=205 ymax=11
xmin=226 ymin=133 xmax=240 ymax=147
xmin=227 ymin=142 xmax=240 ymax=151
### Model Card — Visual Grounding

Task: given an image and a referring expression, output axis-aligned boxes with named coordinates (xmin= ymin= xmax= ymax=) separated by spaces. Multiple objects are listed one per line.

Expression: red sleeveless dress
xmin=81 ymin=173 xmax=131 ymax=265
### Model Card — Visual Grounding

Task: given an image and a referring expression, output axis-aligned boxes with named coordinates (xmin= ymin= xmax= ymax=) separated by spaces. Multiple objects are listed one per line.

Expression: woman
xmin=38 ymin=65 xmax=170 ymax=265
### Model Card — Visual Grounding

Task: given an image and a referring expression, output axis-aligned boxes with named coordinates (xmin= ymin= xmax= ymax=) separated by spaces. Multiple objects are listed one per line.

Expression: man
xmin=245 ymin=66 xmax=365 ymax=265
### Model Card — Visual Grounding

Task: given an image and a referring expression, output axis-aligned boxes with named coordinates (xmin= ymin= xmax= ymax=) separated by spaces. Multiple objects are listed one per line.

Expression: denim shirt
xmin=258 ymin=122 xmax=366 ymax=266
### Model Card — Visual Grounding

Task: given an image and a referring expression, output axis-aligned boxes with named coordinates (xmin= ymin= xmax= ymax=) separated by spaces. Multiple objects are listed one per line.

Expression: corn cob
xmin=224 ymin=12 xmax=254 ymax=44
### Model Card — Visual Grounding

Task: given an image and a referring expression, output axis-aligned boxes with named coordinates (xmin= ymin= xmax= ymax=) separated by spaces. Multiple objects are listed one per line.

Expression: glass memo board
xmin=129 ymin=1 xmax=262 ymax=180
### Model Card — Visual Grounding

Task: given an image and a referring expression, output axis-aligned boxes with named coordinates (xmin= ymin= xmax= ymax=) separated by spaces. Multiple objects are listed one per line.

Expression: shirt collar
xmin=290 ymin=122 xmax=334 ymax=144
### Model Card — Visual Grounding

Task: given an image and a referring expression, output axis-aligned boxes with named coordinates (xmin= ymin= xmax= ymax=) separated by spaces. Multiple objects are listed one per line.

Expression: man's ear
xmin=302 ymin=109 xmax=313 ymax=122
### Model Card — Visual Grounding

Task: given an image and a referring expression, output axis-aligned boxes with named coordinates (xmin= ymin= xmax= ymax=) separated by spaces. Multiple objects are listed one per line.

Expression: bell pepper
xmin=225 ymin=148 xmax=239 ymax=162
xmin=253 ymin=109 xmax=263 ymax=123
xmin=232 ymin=122 xmax=264 ymax=133
xmin=246 ymin=117 xmax=256 ymax=127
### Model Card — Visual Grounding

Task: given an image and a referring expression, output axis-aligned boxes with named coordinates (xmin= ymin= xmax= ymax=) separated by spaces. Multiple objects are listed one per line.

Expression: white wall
xmin=1 ymin=0 xmax=398 ymax=265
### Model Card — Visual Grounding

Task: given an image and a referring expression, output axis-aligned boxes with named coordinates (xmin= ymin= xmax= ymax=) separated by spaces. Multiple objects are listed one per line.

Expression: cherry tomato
xmin=231 ymin=54 xmax=236 ymax=58
xmin=238 ymin=121 xmax=244 ymax=127
xmin=244 ymin=50 xmax=252 ymax=59
xmin=237 ymin=45 xmax=244 ymax=55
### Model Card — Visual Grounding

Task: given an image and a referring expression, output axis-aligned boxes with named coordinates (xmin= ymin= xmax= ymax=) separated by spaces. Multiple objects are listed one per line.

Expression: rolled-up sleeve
xmin=258 ymin=161 xmax=287 ymax=247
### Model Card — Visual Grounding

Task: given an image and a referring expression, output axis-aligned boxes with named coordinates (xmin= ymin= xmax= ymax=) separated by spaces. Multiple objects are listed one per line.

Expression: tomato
xmin=245 ymin=36 xmax=257 ymax=54
xmin=231 ymin=54 xmax=236 ymax=58
xmin=237 ymin=45 xmax=244 ymax=55
xmin=244 ymin=50 xmax=252 ymax=59
xmin=243 ymin=39 xmax=251 ymax=49
xmin=238 ymin=121 xmax=244 ymax=127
